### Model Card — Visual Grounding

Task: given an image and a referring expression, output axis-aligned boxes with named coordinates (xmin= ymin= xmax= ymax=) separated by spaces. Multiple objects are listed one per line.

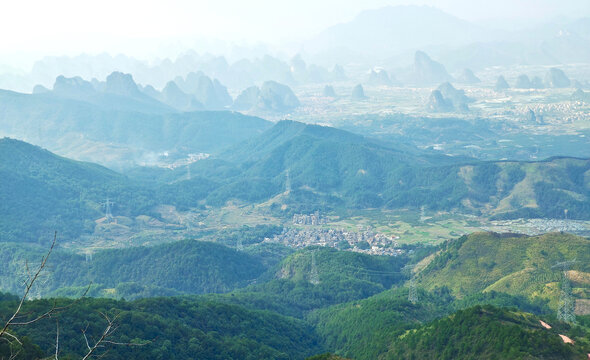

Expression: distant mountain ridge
xmin=209 ymin=121 xmax=590 ymax=218
xmin=306 ymin=6 xmax=590 ymax=70
xmin=47 ymin=73 xmax=174 ymax=114
xmin=0 ymin=88 xmax=272 ymax=168
xmin=307 ymin=5 xmax=489 ymax=61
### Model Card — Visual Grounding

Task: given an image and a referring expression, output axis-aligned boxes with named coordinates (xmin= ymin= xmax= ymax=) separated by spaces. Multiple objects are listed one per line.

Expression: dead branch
xmin=54 ymin=319 xmax=59 ymax=360
xmin=79 ymin=311 xmax=151 ymax=360
xmin=81 ymin=312 xmax=118 ymax=360
xmin=0 ymin=232 xmax=57 ymax=342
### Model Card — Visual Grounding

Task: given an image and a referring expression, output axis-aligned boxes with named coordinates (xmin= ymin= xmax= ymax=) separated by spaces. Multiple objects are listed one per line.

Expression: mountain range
xmin=0 ymin=85 xmax=272 ymax=168
xmin=307 ymin=5 xmax=590 ymax=70
xmin=2 ymin=118 xmax=589 ymax=244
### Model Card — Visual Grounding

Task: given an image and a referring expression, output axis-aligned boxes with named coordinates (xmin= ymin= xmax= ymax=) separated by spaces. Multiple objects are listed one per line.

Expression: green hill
xmin=0 ymin=139 xmax=273 ymax=243
xmin=0 ymin=240 xmax=268 ymax=299
xmin=310 ymin=287 xmax=561 ymax=360
xmin=0 ymin=138 xmax=154 ymax=242
xmin=384 ymin=305 xmax=588 ymax=360
xmin=309 ymin=288 xmax=450 ymax=360
xmin=0 ymin=295 xmax=323 ymax=360
xmin=418 ymin=232 xmax=590 ymax=306
xmin=259 ymin=246 xmax=407 ymax=306
xmin=200 ymin=246 xmax=410 ymax=318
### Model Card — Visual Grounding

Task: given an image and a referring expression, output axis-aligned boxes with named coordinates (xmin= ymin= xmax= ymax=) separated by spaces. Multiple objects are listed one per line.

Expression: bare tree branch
xmin=81 ymin=312 xmax=118 ymax=360
xmin=77 ymin=311 xmax=151 ymax=359
xmin=1 ymin=330 xmax=22 ymax=346
xmin=54 ymin=319 xmax=59 ymax=360
xmin=0 ymin=232 xmax=57 ymax=342
xmin=11 ymin=284 xmax=90 ymax=327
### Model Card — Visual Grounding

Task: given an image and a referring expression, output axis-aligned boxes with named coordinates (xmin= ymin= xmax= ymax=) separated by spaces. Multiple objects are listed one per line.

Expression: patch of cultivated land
xmin=59 ymin=201 xmax=590 ymax=255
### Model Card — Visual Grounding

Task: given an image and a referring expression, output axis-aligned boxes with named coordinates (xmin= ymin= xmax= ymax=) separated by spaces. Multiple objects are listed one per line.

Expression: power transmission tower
xmin=102 ymin=197 xmax=115 ymax=223
xmin=309 ymin=250 xmax=320 ymax=285
xmin=183 ymin=214 xmax=193 ymax=234
xmin=408 ymin=278 xmax=418 ymax=304
xmin=403 ymin=264 xmax=418 ymax=304
xmin=285 ymin=169 xmax=291 ymax=193
xmin=552 ymin=260 xmax=577 ymax=324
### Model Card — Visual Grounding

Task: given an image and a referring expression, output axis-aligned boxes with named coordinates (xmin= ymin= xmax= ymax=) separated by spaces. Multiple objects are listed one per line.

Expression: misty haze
xmin=0 ymin=1 xmax=590 ymax=359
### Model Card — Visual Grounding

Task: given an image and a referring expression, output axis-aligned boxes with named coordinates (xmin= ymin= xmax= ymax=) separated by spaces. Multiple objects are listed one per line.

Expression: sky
xmin=1 ymin=0 xmax=589 ymax=70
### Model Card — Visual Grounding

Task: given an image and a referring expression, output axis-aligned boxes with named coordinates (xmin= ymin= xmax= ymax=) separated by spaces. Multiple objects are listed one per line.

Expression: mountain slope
xmin=417 ymin=232 xmax=590 ymax=306
xmin=311 ymin=287 xmax=560 ymax=360
xmin=0 ymin=296 xmax=323 ymax=360
xmin=310 ymin=288 xmax=450 ymax=360
xmin=211 ymin=121 xmax=590 ymax=218
xmin=0 ymin=138 xmax=148 ymax=242
xmin=209 ymin=120 xmax=467 ymax=209
xmin=384 ymin=305 xmax=588 ymax=360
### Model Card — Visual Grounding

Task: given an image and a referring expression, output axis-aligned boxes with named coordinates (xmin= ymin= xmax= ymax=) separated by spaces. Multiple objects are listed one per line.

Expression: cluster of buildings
xmin=265 ymin=227 xmax=403 ymax=256
xmin=487 ymin=218 xmax=589 ymax=236
xmin=527 ymin=219 xmax=589 ymax=234
xmin=292 ymin=212 xmax=328 ymax=225
xmin=162 ymin=152 xmax=210 ymax=170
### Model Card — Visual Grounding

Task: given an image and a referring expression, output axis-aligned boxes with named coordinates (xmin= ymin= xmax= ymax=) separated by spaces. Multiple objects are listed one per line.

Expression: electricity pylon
xmin=309 ymin=250 xmax=320 ymax=285
xmin=102 ymin=197 xmax=114 ymax=223
xmin=403 ymin=264 xmax=418 ymax=304
xmin=285 ymin=169 xmax=291 ymax=193
xmin=552 ymin=260 xmax=577 ymax=324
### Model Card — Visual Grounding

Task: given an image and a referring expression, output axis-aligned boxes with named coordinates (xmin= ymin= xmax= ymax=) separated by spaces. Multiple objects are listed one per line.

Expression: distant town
xmin=265 ymin=212 xmax=403 ymax=256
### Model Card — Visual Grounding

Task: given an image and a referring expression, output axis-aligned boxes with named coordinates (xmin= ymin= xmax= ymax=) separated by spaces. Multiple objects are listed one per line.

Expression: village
xmin=265 ymin=213 xmax=404 ymax=256
xmin=485 ymin=218 xmax=590 ymax=236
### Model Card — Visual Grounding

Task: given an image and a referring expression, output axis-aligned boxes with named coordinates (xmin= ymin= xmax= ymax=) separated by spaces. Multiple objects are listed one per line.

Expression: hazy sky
xmin=1 ymin=0 xmax=589 ymax=69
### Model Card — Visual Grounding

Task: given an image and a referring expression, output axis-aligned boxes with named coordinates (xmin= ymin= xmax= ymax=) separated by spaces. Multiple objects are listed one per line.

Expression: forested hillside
xmin=0 ymin=295 xmax=324 ymax=360
xmin=200 ymin=121 xmax=590 ymax=218
xmin=0 ymin=240 xmax=267 ymax=299
xmin=0 ymin=138 xmax=153 ymax=242
xmin=417 ymin=232 xmax=590 ymax=305
xmin=1 ymin=233 xmax=589 ymax=359
xmin=384 ymin=305 xmax=589 ymax=359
